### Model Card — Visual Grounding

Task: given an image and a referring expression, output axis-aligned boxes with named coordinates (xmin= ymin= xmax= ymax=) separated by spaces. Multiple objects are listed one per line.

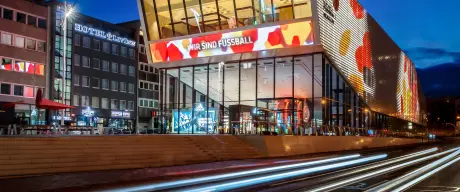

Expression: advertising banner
xmin=149 ymin=20 xmax=314 ymax=63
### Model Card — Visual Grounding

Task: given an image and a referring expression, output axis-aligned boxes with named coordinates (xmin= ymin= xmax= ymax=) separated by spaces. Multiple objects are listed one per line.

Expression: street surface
xmin=1 ymin=140 xmax=458 ymax=192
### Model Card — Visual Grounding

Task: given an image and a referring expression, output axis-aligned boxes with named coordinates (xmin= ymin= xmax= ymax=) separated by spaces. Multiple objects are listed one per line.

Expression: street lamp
xmin=60 ymin=1 xmax=74 ymax=126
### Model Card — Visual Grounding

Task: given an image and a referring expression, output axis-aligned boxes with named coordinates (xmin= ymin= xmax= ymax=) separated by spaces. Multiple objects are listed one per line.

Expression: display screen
xmin=172 ymin=104 xmax=217 ymax=133
xmin=149 ymin=20 xmax=314 ymax=63
xmin=317 ymin=0 xmax=422 ymax=124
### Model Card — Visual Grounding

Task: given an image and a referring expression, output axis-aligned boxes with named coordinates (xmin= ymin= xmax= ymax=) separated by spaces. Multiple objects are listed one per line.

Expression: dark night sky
xmin=69 ymin=0 xmax=460 ymax=69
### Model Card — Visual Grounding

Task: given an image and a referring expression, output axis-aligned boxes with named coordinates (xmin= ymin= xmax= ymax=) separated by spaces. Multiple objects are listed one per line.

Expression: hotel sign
xmin=149 ymin=20 xmax=315 ymax=63
xmin=74 ymin=23 xmax=136 ymax=47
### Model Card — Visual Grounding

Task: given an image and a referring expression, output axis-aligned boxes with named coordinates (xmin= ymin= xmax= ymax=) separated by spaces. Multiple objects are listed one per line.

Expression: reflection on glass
xmin=275 ymin=57 xmax=293 ymax=98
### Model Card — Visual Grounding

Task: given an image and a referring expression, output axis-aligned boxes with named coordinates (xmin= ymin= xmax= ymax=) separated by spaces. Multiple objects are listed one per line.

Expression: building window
xmin=24 ymin=86 xmax=34 ymax=98
xmin=81 ymin=96 xmax=89 ymax=107
xmin=1 ymin=33 xmax=12 ymax=45
xmin=111 ymin=99 xmax=118 ymax=110
xmin=102 ymin=41 xmax=110 ymax=53
xmin=121 ymin=46 xmax=127 ymax=57
xmin=37 ymin=41 xmax=45 ymax=52
xmin=120 ymin=82 xmax=126 ymax=92
xmin=111 ymin=80 xmax=118 ymax=91
xmin=93 ymin=39 xmax=100 ymax=50
xmin=128 ymin=101 xmax=134 ymax=111
xmin=74 ymin=34 xmax=81 ymax=46
xmin=111 ymin=62 xmax=118 ymax=73
xmin=139 ymin=45 xmax=146 ymax=54
xmin=139 ymin=81 xmax=156 ymax=91
xmin=14 ymin=36 xmax=25 ymax=48
xmin=91 ymin=77 xmax=100 ymax=89
xmin=82 ymin=76 xmax=90 ymax=87
xmin=38 ymin=18 xmax=46 ymax=29
xmin=0 ymin=83 xmax=11 ymax=95
xmin=15 ymin=60 xmax=24 ymax=72
xmin=74 ymin=54 xmax=80 ymax=66
xmin=92 ymin=58 xmax=100 ymax=69
xmin=120 ymin=64 xmax=127 ymax=75
xmin=101 ymin=98 xmax=108 ymax=109
xmin=92 ymin=97 xmax=99 ymax=108
xmin=16 ymin=12 xmax=26 ymax=24
xmin=73 ymin=74 xmax=79 ymax=86
xmin=102 ymin=79 xmax=109 ymax=90
xmin=13 ymin=85 xmax=23 ymax=96
xmin=102 ymin=60 xmax=109 ymax=71
xmin=111 ymin=44 xmax=119 ymax=55
xmin=26 ymin=39 xmax=36 ymax=50
xmin=128 ymin=66 xmax=135 ymax=76
xmin=129 ymin=48 xmax=135 ymax=59
xmin=2 ymin=8 xmax=13 ymax=20
xmin=82 ymin=36 xmax=90 ymax=48
xmin=27 ymin=15 xmax=37 ymax=27
xmin=120 ymin=100 xmax=126 ymax=110
xmin=1 ymin=58 xmax=13 ymax=71
xmin=73 ymin=95 xmax=79 ymax=106
xmin=82 ymin=56 xmax=90 ymax=67
xmin=128 ymin=83 xmax=134 ymax=93
xmin=139 ymin=98 xmax=157 ymax=108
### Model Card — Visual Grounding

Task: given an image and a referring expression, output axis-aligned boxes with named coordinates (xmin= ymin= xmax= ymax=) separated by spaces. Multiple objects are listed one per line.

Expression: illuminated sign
xmin=187 ymin=36 xmax=253 ymax=51
xmin=82 ymin=107 xmax=95 ymax=117
xmin=74 ymin=23 xmax=136 ymax=47
xmin=111 ymin=111 xmax=131 ymax=118
xmin=149 ymin=20 xmax=314 ymax=63
xmin=52 ymin=116 xmax=72 ymax=121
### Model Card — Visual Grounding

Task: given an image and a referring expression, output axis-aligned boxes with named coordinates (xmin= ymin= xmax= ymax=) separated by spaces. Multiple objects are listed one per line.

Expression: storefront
xmin=109 ymin=110 xmax=135 ymax=130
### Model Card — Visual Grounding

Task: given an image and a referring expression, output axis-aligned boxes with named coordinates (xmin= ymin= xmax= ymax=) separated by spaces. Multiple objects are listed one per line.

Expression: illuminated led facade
xmin=137 ymin=0 xmax=426 ymax=135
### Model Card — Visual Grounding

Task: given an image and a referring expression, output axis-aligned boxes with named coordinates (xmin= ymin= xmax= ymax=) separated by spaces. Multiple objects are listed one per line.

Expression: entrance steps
xmin=0 ymin=135 xmax=261 ymax=177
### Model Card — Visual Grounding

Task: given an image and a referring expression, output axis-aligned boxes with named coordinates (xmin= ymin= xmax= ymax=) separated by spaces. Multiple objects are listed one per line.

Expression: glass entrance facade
xmin=158 ymin=53 xmax=388 ymax=135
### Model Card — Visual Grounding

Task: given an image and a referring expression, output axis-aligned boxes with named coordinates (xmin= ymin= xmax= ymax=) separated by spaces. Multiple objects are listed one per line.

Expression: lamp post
xmin=60 ymin=2 xmax=74 ymax=126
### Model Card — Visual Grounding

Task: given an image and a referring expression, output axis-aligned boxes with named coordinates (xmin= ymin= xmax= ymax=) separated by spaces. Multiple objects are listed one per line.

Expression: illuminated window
xmin=24 ymin=86 xmax=34 ymax=98
xmin=25 ymin=62 xmax=35 ymax=74
xmin=15 ymin=60 xmax=25 ymax=72
xmin=1 ymin=58 xmax=13 ymax=71
xmin=35 ymin=64 xmax=44 ymax=75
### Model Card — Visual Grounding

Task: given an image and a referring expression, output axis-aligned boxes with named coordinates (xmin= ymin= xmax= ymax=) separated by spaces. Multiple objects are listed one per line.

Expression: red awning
xmin=37 ymin=99 xmax=75 ymax=110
